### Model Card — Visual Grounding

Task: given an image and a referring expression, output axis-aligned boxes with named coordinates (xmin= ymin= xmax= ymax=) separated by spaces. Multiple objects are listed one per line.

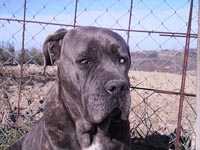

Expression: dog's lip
xmin=97 ymin=108 xmax=122 ymax=133
xmin=108 ymin=108 xmax=122 ymax=122
xmin=87 ymin=94 xmax=129 ymax=124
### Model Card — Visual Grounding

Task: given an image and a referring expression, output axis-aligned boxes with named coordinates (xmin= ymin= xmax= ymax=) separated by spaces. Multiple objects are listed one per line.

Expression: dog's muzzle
xmin=104 ymin=80 xmax=128 ymax=98
xmin=94 ymin=79 xmax=130 ymax=132
xmin=84 ymin=78 xmax=130 ymax=127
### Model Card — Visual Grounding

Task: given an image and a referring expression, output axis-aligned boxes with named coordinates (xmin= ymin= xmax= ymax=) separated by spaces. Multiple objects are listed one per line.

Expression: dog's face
xmin=58 ymin=27 xmax=131 ymax=126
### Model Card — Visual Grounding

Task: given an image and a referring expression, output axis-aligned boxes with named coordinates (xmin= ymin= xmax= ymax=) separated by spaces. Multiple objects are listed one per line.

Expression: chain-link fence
xmin=0 ymin=0 xmax=198 ymax=149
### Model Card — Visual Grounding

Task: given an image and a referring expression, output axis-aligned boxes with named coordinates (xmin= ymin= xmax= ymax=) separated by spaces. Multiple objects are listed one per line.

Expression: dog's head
xmin=54 ymin=27 xmax=131 ymax=126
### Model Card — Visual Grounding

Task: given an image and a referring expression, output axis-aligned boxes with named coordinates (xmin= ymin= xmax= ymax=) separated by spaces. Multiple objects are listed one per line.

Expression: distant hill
xmin=130 ymin=49 xmax=197 ymax=74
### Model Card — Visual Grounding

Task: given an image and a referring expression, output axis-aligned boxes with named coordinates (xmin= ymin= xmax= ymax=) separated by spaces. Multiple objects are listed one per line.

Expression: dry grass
xmin=0 ymin=64 xmax=196 ymax=149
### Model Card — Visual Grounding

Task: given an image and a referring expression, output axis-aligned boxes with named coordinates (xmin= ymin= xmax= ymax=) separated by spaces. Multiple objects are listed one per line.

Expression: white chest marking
xmin=82 ymin=137 xmax=102 ymax=150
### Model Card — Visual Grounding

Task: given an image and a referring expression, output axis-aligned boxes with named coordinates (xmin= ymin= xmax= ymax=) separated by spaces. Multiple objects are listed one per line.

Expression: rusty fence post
xmin=127 ymin=0 xmax=133 ymax=45
xmin=15 ymin=0 xmax=27 ymax=139
xmin=175 ymin=0 xmax=193 ymax=149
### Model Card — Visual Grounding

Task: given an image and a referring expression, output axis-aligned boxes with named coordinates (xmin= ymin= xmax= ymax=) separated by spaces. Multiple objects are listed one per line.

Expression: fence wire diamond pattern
xmin=0 ymin=0 xmax=198 ymax=149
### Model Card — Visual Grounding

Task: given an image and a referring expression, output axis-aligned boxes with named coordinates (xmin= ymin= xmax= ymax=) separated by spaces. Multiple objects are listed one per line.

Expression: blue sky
xmin=0 ymin=0 xmax=198 ymax=51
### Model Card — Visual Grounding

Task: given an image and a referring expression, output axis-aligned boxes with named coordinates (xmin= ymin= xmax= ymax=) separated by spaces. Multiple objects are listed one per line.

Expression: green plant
xmin=0 ymin=128 xmax=27 ymax=150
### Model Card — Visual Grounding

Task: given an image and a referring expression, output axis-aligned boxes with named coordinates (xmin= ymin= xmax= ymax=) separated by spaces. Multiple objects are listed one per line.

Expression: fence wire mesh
xmin=0 ymin=0 xmax=198 ymax=149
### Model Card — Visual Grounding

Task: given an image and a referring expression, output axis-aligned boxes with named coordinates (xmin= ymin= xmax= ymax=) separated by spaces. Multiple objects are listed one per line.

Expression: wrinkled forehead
xmin=62 ymin=27 xmax=129 ymax=57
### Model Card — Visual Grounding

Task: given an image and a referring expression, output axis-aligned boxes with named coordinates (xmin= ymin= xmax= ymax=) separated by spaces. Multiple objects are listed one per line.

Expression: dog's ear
xmin=43 ymin=29 xmax=67 ymax=65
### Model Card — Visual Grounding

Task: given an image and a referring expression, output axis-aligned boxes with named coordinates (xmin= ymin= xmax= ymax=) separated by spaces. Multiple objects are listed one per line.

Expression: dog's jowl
xmin=7 ymin=27 xmax=132 ymax=150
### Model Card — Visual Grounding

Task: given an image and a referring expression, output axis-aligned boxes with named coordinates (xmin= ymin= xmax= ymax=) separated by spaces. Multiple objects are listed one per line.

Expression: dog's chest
xmin=82 ymin=137 xmax=102 ymax=150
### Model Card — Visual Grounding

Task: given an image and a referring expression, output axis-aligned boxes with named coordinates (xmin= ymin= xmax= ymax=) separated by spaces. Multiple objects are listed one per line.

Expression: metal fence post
xmin=175 ymin=0 xmax=193 ymax=149
xmin=73 ymin=0 xmax=79 ymax=28
xmin=14 ymin=0 xmax=27 ymax=140
xmin=127 ymin=0 xmax=133 ymax=45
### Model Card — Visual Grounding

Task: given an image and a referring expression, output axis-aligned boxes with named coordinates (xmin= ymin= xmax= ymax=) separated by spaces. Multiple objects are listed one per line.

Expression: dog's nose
xmin=105 ymin=80 xmax=128 ymax=97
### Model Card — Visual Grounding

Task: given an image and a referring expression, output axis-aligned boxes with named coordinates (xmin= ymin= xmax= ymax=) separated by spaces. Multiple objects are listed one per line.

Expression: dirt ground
xmin=0 ymin=65 xmax=196 ymax=142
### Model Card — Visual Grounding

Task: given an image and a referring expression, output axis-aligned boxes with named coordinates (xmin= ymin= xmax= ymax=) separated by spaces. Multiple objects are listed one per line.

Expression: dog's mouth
xmin=97 ymin=108 xmax=122 ymax=133
xmin=109 ymin=108 xmax=122 ymax=122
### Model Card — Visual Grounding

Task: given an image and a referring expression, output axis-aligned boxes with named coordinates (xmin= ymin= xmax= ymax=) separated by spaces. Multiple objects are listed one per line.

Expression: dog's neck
xmin=58 ymin=86 xmax=99 ymax=148
xmin=44 ymin=85 xmax=96 ymax=149
xmin=43 ymin=86 xmax=78 ymax=148
xmin=56 ymin=67 xmax=97 ymax=148
xmin=82 ymin=137 xmax=102 ymax=150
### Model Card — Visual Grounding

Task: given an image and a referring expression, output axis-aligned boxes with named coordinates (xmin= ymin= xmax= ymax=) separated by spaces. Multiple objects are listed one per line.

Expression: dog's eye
xmin=119 ymin=57 xmax=126 ymax=64
xmin=80 ymin=59 xmax=89 ymax=64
